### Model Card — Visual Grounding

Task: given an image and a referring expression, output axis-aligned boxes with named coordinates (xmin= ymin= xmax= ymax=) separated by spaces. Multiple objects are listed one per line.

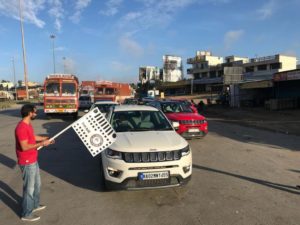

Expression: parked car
xmin=170 ymin=99 xmax=198 ymax=113
xmin=101 ymin=105 xmax=192 ymax=190
xmin=138 ymin=97 xmax=155 ymax=105
xmin=123 ymin=98 xmax=139 ymax=105
xmin=79 ymin=95 xmax=92 ymax=109
xmin=148 ymin=100 xmax=208 ymax=139
xmin=87 ymin=101 xmax=119 ymax=116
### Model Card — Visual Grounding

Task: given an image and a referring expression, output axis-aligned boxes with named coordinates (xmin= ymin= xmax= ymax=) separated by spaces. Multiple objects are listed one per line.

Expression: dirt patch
xmin=204 ymin=105 xmax=300 ymax=136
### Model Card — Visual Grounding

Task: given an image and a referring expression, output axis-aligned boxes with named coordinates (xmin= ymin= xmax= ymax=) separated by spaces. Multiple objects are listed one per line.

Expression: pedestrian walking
xmin=197 ymin=100 xmax=205 ymax=114
xmin=15 ymin=104 xmax=54 ymax=222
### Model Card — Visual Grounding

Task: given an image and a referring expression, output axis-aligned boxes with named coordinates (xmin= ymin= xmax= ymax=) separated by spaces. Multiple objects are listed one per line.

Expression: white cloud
xmin=100 ymin=0 xmax=123 ymax=16
xmin=224 ymin=29 xmax=244 ymax=49
xmin=282 ymin=50 xmax=297 ymax=57
xmin=118 ymin=0 xmax=230 ymax=31
xmin=256 ymin=0 xmax=277 ymax=20
xmin=48 ymin=0 xmax=64 ymax=31
xmin=62 ymin=57 xmax=76 ymax=74
xmin=110 ymin=61 xmax=132 ymax=72
xmin=119 ymin=36 xmax=144 ymax=58
xmin=70 ymin=0 xmax=92 ymax=23
xmin=54 ymin=46 xmax=66 ymax=51
xmin=0 ymin=0 xmax=46 ymax=28
xmin=120 ymin=0 xmax=195 ymax=29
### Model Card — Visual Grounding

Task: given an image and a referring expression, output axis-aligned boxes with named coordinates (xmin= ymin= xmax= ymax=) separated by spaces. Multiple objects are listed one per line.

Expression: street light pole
xmin=190 ymin=75 xmax=194 ymax=95
xmin=62 ymin=56 xmax=66 ymax=74
xmin=12 ymin=57 xmax=17 ymax=100
xmin=18 ymin=0 xmax=29 ymax=100
xmin=50 ymin=34 xmax=56 ymax=74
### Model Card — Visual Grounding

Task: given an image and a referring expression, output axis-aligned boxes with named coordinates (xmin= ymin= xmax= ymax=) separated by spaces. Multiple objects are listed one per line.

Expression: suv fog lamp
xmin=183 ymin=165 xmax=191 ymax=173
xmin=107 ymin=167 xmax=123 ymax=178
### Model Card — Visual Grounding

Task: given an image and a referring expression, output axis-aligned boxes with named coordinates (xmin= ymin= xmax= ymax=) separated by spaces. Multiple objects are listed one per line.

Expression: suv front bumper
xmin=101 ymin=151 xmax=192 ymax=190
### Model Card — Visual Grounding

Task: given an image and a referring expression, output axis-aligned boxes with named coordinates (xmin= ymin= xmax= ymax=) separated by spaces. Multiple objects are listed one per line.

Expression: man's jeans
xmin=19 ymin=162 xmax=41 ymax=217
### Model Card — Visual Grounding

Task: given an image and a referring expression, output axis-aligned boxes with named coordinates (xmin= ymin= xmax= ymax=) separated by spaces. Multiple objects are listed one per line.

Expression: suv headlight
xmin=201 ymin=119 xmax=207 ymax=124
xmin=105 ymin=148 xmax=122 ymax=160
xmin=181 ymin=145 xmax=190 ymax=156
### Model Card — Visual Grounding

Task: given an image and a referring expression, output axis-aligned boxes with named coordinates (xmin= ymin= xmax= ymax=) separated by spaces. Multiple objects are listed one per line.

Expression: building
xmin=163 ymin=55 xmax=183 ymax=82
xmin=243 ymin=54 xmax=297 ymax=81
xmin=139 ymin=66 xmax=160 ymax=83
xmin=187 ymin=51 xmax=248 ymax=92
xmin=0 ymin=80 xmax=14 ymax=90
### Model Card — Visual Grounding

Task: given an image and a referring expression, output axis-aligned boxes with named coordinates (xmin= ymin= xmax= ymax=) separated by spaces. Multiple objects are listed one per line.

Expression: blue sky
xmin=0 ymin=0 xmax=300 ymax=84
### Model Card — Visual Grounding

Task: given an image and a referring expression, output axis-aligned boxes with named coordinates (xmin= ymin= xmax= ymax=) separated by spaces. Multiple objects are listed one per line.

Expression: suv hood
xmin=166 ymin=112 xmax=205 ymax=121
xmin=110 ymin=131 xmax=188 ymax=152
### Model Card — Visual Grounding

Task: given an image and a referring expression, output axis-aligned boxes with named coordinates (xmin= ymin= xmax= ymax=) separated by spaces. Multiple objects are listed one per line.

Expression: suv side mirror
xmin=172 ymin=121 xmax=180 ymax=130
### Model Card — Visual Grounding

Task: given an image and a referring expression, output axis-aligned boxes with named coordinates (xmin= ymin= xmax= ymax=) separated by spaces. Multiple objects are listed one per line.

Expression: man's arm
xmin=35 ymin=135 xmax=49 ymax=142
xmin=19 ymin=139 xmax=53 ymax=151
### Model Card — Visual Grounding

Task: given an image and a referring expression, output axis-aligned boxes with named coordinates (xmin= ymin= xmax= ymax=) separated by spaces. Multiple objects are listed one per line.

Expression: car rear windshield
xmin=96 ymin=104 xmax=115 ymax=113
xmin=79 ymin=96 xmax=91 ymax=100
xmin=111 ymin=110 xmax=173 ymax=132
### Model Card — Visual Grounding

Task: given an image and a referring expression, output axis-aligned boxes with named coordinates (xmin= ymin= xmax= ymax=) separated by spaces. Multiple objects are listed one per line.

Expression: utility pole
xmin=18 ymin=0 xmax=29 ymax=100
xmin=50 ymin=34 xmax=56 ymax=74
xmin=12 ymin=57 xmax=17 ymax=100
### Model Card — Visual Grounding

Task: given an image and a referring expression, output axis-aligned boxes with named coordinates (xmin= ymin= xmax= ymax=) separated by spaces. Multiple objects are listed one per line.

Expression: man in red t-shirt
xmin=15 ymin=104 xmax=54 ymax=222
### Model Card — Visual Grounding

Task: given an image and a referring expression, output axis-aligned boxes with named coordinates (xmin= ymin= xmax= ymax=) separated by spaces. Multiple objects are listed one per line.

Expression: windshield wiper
xmin=133 ymin=128 xmax=153 ymax=131
xmin=154 ymin=128 xmax=173 ymax=131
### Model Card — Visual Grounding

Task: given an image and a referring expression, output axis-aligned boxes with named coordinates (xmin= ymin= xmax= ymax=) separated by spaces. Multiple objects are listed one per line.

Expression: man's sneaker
xmin=21 ymin=214 xmax=40 ymax=222
xmin=32 ymin=205 xmax=46 ymax=213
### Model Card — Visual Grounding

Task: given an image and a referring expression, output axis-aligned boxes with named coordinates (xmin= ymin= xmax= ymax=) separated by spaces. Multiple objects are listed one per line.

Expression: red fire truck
xmin=44 ymin=74 xmax=79 ymax=119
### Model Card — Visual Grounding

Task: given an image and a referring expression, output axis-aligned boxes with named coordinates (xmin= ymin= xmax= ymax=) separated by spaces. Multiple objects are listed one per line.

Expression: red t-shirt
xmin=15 ymin=121 xmax=38 ymax=165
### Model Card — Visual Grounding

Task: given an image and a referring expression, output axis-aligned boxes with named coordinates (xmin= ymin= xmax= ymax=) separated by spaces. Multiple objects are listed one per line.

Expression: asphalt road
xmin=1 ymin=106 xmax=300 ymax=225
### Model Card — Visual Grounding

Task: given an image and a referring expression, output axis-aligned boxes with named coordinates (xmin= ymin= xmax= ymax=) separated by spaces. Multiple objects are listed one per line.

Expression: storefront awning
xmin=240 ymin=80 xmax=273 ymax=89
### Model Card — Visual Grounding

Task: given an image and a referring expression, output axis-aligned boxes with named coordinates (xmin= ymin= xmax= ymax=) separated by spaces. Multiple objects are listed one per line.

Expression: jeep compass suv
xmin=101 ymin=105 xmax=192 ymax=190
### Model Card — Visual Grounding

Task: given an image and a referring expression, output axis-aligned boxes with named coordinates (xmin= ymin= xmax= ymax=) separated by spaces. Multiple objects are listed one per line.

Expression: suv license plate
xmin=188 ymin=128 xmax=199 ymax=133
xmin=138 ymin=171 xmax=169 ymax=180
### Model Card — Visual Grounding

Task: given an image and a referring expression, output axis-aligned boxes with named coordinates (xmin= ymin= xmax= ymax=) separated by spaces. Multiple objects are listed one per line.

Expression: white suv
xmin=101 ymin=105 xmax=192 ymax=190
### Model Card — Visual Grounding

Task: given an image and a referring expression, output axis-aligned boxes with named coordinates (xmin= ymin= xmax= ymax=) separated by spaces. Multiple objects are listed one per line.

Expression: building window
xmin=201 ymin=72 xmax=208 ymax=78
xmin=209 ymin=71 xmax=216 ymax=78
xmin=245 ymin=66 xmax=254 ymax=73
xmin=270 ymin=63 xmax=281 ymax=70
xmin=218 ymin=70 xmax=224 ymax=77
xmin=194 ymin=73 xmax=200 ymax=79
xmin=257 ymin=64 xmax=267 ymax=71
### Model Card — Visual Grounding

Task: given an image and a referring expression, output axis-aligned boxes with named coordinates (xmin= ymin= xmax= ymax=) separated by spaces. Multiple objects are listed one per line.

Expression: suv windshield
xmin=161 ymin=102 xmax=193 ymax=113
xmin=111 ymin=110 xmax=173 ymax=132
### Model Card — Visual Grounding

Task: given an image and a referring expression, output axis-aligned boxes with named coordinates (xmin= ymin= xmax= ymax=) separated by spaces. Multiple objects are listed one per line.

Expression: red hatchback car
xmin=148 ymin=100 xmax=208 ymax=139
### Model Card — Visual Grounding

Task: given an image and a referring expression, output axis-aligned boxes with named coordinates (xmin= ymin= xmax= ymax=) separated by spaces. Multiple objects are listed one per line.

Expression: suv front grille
xmin=180 ymin=120 xmax=205 ymax=125
xmin=122 ymin=150 xmax=182 ymax=163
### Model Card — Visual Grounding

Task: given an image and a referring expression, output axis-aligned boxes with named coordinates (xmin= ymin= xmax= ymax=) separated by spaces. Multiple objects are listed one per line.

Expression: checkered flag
xmin=38 ymin=108 xmax=117 ymax=157
xmin=71 ymin=108 xmax=117 ymax=156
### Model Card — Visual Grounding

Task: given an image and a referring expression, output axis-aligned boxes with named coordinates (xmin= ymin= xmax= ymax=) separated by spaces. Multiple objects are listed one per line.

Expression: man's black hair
xmin=21 ymin=104 xmax=35 ymax=118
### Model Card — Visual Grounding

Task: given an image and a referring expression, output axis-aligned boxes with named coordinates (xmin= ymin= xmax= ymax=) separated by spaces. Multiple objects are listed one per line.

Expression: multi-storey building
xmin=139 ymin=66 xmax=161 ymax=84
xmin=163 ymin=55 xmax=183 ymax=82
xmin=243 ymin=54 xmax=297 ymax=81
xmin=187 ymin=51 xmax=249 ymax=92
xmin=187 ymin=51 xmax=296 ymax=90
